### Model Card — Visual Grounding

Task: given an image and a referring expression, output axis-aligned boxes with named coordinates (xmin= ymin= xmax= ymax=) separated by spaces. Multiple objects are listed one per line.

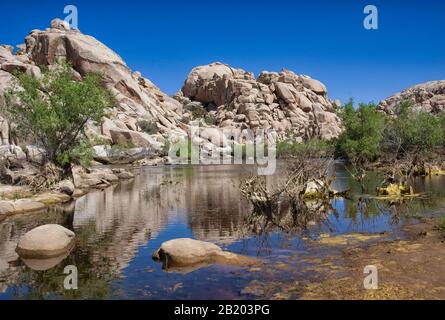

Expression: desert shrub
xmin=179 ymin=116 xmax=191 ymax=124
xmin=3 ymin=62 xmax=115 ymax=167
xmin=185 ymin=103 xmax=207 ymax=119
xmin=277 ymin=139 xmax=333 ymax=159
xmin=57 ymin=139 xmax=95 ymax=168
xmin=204 ymin=114 xmax=218 ymax=126
xmin=138 ymin=120 xmax=159 ymax=134
xmin=383 ymin=101 xmax=443 ymax=153
xmin=336 ymin=101 xmax=386 ymax=163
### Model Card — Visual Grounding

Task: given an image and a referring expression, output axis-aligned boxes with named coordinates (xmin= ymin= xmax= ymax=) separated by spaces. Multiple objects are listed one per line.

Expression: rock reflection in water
xmin=1 ymin=164 xmax=445 ymax=299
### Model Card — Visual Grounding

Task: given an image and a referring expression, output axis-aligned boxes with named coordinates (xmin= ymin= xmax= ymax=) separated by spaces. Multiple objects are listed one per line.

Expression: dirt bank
xmin=300 ymin=219 xmax=445 ymax=299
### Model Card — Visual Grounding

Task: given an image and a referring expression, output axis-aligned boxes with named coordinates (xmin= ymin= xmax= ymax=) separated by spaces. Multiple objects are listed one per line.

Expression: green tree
xmin=336 ymin=101 xmax=386 ymax=163
xmin=3 ymin=62 xmax=115 ymax=167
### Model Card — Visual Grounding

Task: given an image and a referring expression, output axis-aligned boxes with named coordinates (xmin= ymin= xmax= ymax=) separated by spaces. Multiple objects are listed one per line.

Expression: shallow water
xmin=1 ymin=163 xmax=445 ymax=300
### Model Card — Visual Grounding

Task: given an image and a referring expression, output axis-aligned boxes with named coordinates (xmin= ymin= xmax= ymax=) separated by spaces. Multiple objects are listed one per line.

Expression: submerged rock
xmin=377 ymin=183 xmax=414 ymax=197
xmin=152 ymin=238 xmax=258 ymax=272
xmin=55 ymin=179 xmax=75 ymax=196
xmin=16 ymin=224 xmax=75 ymax=259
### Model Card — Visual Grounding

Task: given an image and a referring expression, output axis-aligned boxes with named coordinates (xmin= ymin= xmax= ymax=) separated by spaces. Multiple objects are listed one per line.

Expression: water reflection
xmin=1 ymin=164 xmax=445 ymax=299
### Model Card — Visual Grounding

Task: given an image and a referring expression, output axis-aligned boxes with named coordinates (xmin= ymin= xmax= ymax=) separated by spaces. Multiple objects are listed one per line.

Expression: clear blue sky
xmin=1 ymin=0 xmax=444 ymax=104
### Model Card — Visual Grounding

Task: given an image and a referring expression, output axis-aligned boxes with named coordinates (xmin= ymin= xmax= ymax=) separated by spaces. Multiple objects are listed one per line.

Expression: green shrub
xmin=57 ymin=140 xmax=95 ymax=168
xmin=384 ymin=101 xmax=443 ymax=153
xmin=336 ymin=101 xmax=386 ymax=163
xmin=185 ymin=103 xmax=207 ymax=119
xmin=3 ymin=62 xmax=115 ymax=167
xmin=138 ymin=120 xmax=159 ymax=134
xmin=91 ymin=136 xmax=112 ymax=146
xmin=204 ymin=114 xmax=218 ymax=126
xmin=179 ymin=116 xmax=191 ymax=124
xmin=277 ymin=139 xmax=333 ymax=159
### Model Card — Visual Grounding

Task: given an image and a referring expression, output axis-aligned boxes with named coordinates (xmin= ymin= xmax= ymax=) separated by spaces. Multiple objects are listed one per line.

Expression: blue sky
xmin=1 ymin=0 xmax=444 ymax=104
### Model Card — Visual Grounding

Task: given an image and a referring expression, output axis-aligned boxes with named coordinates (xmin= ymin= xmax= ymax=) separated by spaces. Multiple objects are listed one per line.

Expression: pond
xmin=1 ymin=162 xmax=445 ymax=299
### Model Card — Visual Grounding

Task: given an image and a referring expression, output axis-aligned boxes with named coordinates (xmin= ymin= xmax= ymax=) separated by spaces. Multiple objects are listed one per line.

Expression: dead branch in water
xmin=240 ymin=148 xmax=338 ymax=232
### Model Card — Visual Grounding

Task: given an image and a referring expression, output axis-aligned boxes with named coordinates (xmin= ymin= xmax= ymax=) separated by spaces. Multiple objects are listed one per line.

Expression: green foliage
xmin=179 ymin=116 xmax=191 ymax=124
xmin=137 ymin=120 xmax=159 ymax=134
xmin=439 ymin=216 xmax=445 ymax=233
xmin=185 ymin=103 xmax=207 ymax=119
xmin=224 ymin=103 xmax=235 ymax=112
xmin=336 ymin=101 xmax=386 ymax=163
xmin=57 ymin=139 xmax=95 ymax=168
xmin=277 ymin=139 xmax=333 ymax=159
xmin=3 ymin=62 xmax=115 ymax=167
xmin=91 ymin=136 xmax=112 ymax=146
xmin=438 ymin=112 xmax=445 ymax=144
xmin=383 ymin=101 xmax=443 ymax=153
xmin=204 ymin=114 xmax=218 ymax=126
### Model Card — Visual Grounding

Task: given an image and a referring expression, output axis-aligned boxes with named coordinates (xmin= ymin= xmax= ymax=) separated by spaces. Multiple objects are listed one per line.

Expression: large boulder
xmin=109 ymin=129 xmax=161 ymax=149
xmin=71 ymin=165 xmax=120 ymax=189
xmin=152 ymin=238 xmax=258 ymax=272
xmin=93 ymin=145 xmax=149 ymax=164
xmin=55 ymin=179 xmax=75 ymax=196
xmin=378 ymin=80 xmax=445 ymax=115
xmin=16 ymin=224 xmax=75 ymax=259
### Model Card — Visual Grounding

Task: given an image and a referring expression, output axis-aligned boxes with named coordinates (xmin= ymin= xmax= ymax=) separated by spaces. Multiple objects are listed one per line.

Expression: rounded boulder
xmin=16 ymin=224 xmax=75 ymax=259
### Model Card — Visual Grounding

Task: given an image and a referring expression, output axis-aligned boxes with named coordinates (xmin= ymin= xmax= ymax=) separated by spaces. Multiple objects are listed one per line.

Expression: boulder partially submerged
xmin=16 ymin=224 xmax=75 ymax=259
xmin=152 ymin=238 xmax=258 ymax=272
xmin=376 ymin=183 xmax=414 ymax=197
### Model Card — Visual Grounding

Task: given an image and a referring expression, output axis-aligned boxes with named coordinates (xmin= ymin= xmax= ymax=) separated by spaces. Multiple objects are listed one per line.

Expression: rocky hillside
xmin=0 ymin=19 xmax=187 ymax=165
xmin=378 ymin=80 xmax=445 ymax=115
xmin=0 ymin=19 xmax=344 ymax=169
xmin=175 ymin=62 xmax=343 ymax=142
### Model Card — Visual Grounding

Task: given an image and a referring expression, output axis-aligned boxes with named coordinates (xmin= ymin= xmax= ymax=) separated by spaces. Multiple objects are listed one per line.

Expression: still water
xmin=1 ymin=163 xmax=445 ymax=299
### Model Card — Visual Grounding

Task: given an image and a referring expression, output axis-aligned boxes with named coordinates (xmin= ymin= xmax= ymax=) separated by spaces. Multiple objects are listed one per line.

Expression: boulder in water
xmin=16 ymin=224 xmax=75 ymax=259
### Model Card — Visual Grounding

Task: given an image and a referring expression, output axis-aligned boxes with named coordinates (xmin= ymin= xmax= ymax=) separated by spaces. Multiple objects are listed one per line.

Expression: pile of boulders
xmin=176 ymin=62 xmax=343 ymax=142
xmin=378 ymin=80 xmax=445 ymax=115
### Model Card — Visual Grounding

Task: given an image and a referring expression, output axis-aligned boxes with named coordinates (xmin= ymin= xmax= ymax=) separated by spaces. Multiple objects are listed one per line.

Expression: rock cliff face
xmin=176 ymin=62 xmax=343 ymax=141
xmin=378 ymin=80 xmax=445 ymax=115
